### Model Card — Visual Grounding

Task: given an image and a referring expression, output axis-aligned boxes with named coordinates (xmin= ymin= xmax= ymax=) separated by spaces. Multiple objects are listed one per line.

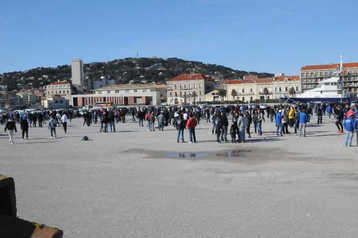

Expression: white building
xmin=42 ymin=96 xmax=69 ymax=109
xmin=166 ymin=73 xmax=215 ymax=105
xmin=46 ymin=80 xmax=72 ymax=101
xmin=71 ymin=84 xmax=167 ymax=107
xmin=71 ymin=59 xmax=84 ymax=87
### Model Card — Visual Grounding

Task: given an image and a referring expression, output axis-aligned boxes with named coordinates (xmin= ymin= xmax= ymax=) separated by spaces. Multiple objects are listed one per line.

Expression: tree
xmin=289 ymin=87 xmax=296 ymax=96
xmin=263 ymin=87 xmax=269 ymax=95
xmin=218 ymin=89 xmax=227 ymax=101
xmin=192 ymin=91 xmax=198 ymax=104
xmin=231 ymin=89 xmax=237 ymax=101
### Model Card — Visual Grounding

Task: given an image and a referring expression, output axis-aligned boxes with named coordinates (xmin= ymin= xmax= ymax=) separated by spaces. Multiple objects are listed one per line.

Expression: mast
xmin=340 ymin=54 xmax=344 ymax=102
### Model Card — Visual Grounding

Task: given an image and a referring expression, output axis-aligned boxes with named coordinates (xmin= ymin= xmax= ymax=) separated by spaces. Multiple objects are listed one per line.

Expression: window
xmin=175 ymin=92 xmax=178 ymax=97
xmin=115 ymin=90 xmax=119 ymax=93
xmin=306 ymin=72 xmax=309 ymax=77
xmin=285 ymin=87 xmax=288 ymax=92
xmin=242 ymin=97 xmax=245 ymax=101
xmin=325 ymin=72 xmax=328 ymax=77
xmin=180 ymin=85 xmax=182 ymax=90
xmin=250 ymin=88 xmax=253 ymax=93
xmin=174 ymin=85 xmax=177 ymax=90
xmin=134 ymin=89 xmax=137 ymax=92
xmin=199 ymin=83 xmax=202 ymax=88
xmin=301 ymin=73 xmax=304 ymax=77
xmin=107 ymin=91 xmax=110 ymax=94
xmin=275 ymin=87 xmax=277 ymax=92
xmin=189 ymin=84 xmax=192 ymax=89
xmin=296 ymin=87 xmax=299 ymax=91
xmin=55 ymin=100 xmax=58 ymax=103
xmin=279 ymin=87 xmax=282 ymax=92
xmin=184 ymin=92 xmax=186 ymax=96
xmin=67 ymin=90 xmax=69 ymax=94
xmin=320 ymin=72 xmax=323 ymax=76
xmin=170 ymin=92 xmax=172 ymax=96
xmin=242 ymin=89 xmax=245 ymax=93
xmin=199 ymin=91 xmax=202 ymax=96
xmin=60 ymin=100 xmax=63 ymax=103
xmin=194 ymin=83 xmax=196 ymax=89
xmin=180 ymin=92 xmax=182 ymax=96
xmin=142 ymin=89 xmax=147 ymax=92
xmin=125 ymin=90 xmax=129 ymax=93
xmin=184 ymin=84 xmax=187 ymax=89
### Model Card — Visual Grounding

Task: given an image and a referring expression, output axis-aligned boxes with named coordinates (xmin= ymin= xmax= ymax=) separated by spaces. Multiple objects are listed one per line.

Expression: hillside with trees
xmin=0 ymin=57 xmax=274 ymax=90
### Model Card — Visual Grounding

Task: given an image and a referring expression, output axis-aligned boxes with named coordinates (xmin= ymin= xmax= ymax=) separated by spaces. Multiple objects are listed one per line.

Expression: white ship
xmin=281 ymin=55 xmax=349 ymax=103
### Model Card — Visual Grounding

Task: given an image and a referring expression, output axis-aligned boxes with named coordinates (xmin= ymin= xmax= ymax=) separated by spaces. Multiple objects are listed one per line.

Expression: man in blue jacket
xmin=343 ymin=114 xmax=355 ymax=147
xmin=326 ymin=105 xmax=333 ymax=119
xmin=276 ymin=110 xmax=283 ymax=136
xmin=299 ymin=108 xmax=308 ymax=137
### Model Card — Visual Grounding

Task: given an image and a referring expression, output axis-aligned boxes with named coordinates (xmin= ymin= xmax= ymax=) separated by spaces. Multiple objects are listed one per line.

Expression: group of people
xmin=2 ymin=102 xmax=358 ymax=147
xmin=2 ymin=110 xmax=70 ymax=144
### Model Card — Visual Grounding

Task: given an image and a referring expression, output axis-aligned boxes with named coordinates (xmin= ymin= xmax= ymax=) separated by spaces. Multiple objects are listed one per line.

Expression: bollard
xmin=0 ymin=175 xmax=17 ymax=217
xmin=0 ymin=174 xmax=63 ymax=238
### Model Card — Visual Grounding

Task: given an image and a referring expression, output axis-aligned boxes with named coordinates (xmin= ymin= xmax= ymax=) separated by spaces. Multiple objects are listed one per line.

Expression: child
xmin=230 ymin=123 xmax=238 ymax=143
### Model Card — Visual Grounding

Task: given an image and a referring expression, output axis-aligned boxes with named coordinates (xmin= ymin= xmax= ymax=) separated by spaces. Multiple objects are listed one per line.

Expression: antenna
xmin=340 ymin=54 xmax=343 ymax=72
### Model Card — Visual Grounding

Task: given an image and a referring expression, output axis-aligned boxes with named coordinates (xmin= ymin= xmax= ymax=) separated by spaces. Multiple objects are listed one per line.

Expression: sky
xmin=1 ymin=0 xmax=358 ymax=75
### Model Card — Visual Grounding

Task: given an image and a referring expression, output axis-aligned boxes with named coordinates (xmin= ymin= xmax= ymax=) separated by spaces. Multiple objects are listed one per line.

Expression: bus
xmin=95 ymin=102 xmax=113 ymax=107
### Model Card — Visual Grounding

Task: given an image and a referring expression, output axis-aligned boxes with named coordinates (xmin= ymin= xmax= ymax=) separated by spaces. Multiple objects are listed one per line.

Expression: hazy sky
xmin=1 ymin=0 xmax=357 ymax=75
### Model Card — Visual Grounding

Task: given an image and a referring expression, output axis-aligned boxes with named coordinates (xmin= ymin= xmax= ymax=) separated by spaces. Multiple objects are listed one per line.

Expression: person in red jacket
xmin=187 ymin=114 xmax=197 ymax=143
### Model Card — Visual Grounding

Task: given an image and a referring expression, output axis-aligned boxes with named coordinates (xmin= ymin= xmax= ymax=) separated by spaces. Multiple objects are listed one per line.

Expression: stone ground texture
xmin=1 ymin=115 xmax=358 ymax=238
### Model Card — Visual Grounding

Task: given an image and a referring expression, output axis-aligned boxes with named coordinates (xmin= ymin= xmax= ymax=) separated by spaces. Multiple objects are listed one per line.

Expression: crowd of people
xmin=1 ymin=102 xmax=358 ymax=147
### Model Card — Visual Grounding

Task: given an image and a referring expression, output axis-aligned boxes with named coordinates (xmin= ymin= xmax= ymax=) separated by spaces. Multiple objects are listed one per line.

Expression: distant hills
xmin=0 ymin=57 xmax=274 ymax=90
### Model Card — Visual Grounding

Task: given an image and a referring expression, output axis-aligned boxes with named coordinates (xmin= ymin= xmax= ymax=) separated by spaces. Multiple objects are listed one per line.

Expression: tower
xmin=71 ymin=59 xmax=84 ymax=86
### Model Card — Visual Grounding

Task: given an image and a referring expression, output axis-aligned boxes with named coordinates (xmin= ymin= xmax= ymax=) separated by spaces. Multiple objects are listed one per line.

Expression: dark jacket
xmin=5 ymin=120 xmax=17 ymax=132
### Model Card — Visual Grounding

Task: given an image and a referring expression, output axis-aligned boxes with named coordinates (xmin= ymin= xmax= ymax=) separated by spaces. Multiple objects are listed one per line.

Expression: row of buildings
xmin=2 ymin=59 xmax=358 ymax=109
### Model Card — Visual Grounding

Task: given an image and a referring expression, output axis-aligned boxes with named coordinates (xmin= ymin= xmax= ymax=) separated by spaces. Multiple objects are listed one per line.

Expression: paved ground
xmin=1 ymin=115 xmax=358 ymax=238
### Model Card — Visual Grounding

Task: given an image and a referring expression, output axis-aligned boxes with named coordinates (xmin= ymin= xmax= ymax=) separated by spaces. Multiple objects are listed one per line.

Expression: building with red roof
xmin=167 ymin=73 xmax=215 ymax=105
xmin=223 ymin=75 xmax=301 ymax=102
xmin=301 ymin=62 xmax=358 ymax=93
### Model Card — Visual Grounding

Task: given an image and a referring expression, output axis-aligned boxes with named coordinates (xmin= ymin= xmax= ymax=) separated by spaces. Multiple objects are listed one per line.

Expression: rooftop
xmin=95 ymin=84 xmax=167 ymax=91
xmin=223 ymin=76 xmax=300 ymax=85
xmin=301 ymin=63 xmax=358 ymax=71
xmin=168 ymin=73 xmax=214 ymax=82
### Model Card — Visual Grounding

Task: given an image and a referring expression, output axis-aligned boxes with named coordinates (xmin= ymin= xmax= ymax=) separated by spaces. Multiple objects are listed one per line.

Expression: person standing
xmin=257 ymin=109 xmax=263 ymax=136
xmin=157 ymin=112 xmax=165 ymax=131
xmin=343 ymin=114 xmax=355 ymax=147
xmin=276 ymin=110 xmax=283 ymax=136
xmin=20 ymin=115 xmax=29 ymax=139
xmin=238 ymin=113 xmax=248 ymax=143
xmin=108 ymin=110 xmax=116 ymax=132
xmin=220 ymin=111 xmax=228 ymax=142
xmin=317 ymin=106 xmax=323 ymax=124
xmin=176 ymin=114 xmax=185 ymax=143
xmin=48 ymin=116 xmax=57 ymax=138
xmin=327 ymin=104 xmax=333 ymax=119
xmin=61 ymin=113 xmax=68 ymax=134
xmin=5 ymin=115 xmax=17 ymax=145
xmin=299 ymin=108 xmax=308 ymax=137
xmin=215 ymin=112 xmax=222 ymax=143
xmin=187 ymin=114 xmax=197 ymax=143
xmin=246 ymin=111 xmax=252 ymax=138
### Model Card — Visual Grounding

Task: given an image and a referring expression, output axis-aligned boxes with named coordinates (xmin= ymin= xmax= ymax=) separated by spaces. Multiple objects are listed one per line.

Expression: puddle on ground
xmin=166 ymin=152 xmax=211 ymax=158
xmin=165 ymin=150 xmax=252 ymax=159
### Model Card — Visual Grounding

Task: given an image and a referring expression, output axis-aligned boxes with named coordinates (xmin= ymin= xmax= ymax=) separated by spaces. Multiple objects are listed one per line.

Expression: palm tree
xmin=231 ymin=89 xmax=237 ymax=101
xmin=218 ymin=89 xmax=227 ymax=101
xmin=289 ymin=87 xmax=296 ymax=96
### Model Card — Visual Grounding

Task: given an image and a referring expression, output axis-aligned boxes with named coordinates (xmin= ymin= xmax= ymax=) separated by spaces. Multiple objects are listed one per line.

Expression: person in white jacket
xmin=61 ymin=113 xmax=68 ymax=133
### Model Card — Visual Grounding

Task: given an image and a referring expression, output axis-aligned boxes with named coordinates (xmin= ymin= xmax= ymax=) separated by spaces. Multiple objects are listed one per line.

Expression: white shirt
xmin=61 ymin=114 xmax=68 ymax=123
xmin=183 ymin=113 xmax=189 ymax=120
